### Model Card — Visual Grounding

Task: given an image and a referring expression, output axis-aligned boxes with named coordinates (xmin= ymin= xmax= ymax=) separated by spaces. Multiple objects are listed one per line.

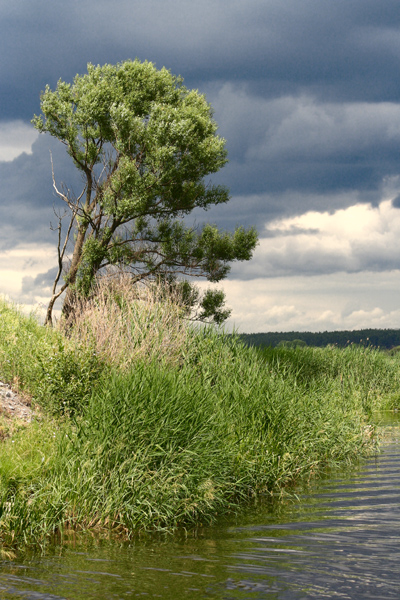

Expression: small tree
xmin=32 ymin=60 xmax=258 ymax=325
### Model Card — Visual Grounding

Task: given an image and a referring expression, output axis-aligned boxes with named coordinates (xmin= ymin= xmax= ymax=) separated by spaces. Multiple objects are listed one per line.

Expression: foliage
xmin=32 ymin=59 xmax=258 ymax=324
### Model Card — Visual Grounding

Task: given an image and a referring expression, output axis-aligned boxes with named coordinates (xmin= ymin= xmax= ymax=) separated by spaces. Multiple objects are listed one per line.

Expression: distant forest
xmin=238 ymin=329 xmax=400 ymax=350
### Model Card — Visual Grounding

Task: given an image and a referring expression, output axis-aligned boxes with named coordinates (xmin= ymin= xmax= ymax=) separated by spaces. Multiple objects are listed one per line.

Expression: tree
xmin=32 ymin=60 xmax=258 ymax=325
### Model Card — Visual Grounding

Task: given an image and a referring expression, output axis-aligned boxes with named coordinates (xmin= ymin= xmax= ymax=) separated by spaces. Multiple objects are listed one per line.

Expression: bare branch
xmin=50 ymin=151 xmax=86 ymax=212
xmin=44 ymin=181 xmax=81 ymax=326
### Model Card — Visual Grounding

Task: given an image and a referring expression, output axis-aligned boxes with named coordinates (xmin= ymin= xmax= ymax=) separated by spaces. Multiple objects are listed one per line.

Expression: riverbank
xmin=0 ymin=284 xmax=400 ymax=552
xmin=1 ymin=416 xmax=398 ymax=598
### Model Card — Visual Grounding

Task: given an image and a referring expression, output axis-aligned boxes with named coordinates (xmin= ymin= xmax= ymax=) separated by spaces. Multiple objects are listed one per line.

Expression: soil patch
xmin=0 ymin=381 xmax=34 ymax=422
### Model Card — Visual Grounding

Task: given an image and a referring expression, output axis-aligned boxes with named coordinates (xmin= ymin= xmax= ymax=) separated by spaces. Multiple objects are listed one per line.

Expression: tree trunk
xmin=44 ymin=296 xmax=57 ymax=327
xmin=60 ymin=224 xmax=88 ymax=317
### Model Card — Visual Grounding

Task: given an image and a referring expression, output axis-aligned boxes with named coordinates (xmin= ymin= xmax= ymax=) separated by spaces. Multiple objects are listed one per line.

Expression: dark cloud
xmin=0 ymin=135 xmax=82 ymax=249
xmin=229 ymin=245 xmax=400 ymax=281
xmin=3 ymin=0 xmax=400 ymax=291
xmin=263 ymin=226 xmax=320 ymax=238
xmin=3 ymin=0 xmax=400 ymax=120
xmin=21 ymin=266 xmax=58 ymax=295
xmin=209 ymin=88 xmax=400 ymax=197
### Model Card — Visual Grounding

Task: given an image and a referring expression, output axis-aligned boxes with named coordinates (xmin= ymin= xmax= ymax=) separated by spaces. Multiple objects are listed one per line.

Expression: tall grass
xmin=63 ymin=274 xmax=189 ymax=369
xmin=257 ymin=344 xmax=400 ymax=413
xmin=0 ymin=281 xmax=399 ymax=550
xmin=0 ymin=297 xmax=102 ymax=414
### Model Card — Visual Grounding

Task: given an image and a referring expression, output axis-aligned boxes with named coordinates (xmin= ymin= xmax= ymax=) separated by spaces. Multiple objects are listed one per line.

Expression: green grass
xmin=0 ymin=298 xmax=103 ymax=414
xmin=0 ymin=290 xmax=399 ymax=551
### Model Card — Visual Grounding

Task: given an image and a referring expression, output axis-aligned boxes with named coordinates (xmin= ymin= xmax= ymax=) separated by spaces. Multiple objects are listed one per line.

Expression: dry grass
xmin=60 ymin=274 xmax=190 ymax=369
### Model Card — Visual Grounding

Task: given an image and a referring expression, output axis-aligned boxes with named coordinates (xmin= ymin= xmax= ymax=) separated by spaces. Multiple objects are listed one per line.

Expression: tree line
xmin=238 ymin=329 xmax=400 ymax=350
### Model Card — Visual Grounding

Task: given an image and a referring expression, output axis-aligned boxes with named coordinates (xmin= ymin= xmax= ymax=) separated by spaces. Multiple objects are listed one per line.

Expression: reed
xmin=62 ymin=274 xmax=190 ymax=369
xmin=0 ymin=286 xmax=399 ymax=550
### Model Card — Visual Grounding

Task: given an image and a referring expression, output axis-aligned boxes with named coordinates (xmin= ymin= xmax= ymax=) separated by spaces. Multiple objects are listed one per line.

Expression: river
xmin=0 ymin=413 xmax=399 ymax=599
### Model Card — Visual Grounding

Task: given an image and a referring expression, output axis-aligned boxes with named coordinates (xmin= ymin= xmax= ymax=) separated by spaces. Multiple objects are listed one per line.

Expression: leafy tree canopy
xmin=32 ymin=60 xmax=258 ymax=325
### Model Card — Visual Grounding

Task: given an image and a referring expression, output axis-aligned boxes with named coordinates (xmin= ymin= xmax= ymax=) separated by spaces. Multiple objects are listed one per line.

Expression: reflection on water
xmin=0 ymin=414 xmax=399 ymax=599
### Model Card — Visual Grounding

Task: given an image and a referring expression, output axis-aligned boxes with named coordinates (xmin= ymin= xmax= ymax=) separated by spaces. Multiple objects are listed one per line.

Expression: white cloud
xmin=0 ymin=244 xmax=56 ymax=312
xmin=232 ymin=198 xmax=400 ymax=279
xmin=3 ymin=236 xmax=400 ymax=334
xmin=0 ymin=121 xmax=39 ymax=162
xmin=216 ymin=271 xmax=400 ymax=333
xmin=4 ymin=192 xmax=400 ymax=334
xmin=206 ymin=193 xmax=400 ymax=332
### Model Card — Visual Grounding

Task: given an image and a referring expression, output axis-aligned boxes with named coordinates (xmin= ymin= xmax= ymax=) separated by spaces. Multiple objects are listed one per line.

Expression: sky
xmin=2 ymin=0 xmax=400 ymax=332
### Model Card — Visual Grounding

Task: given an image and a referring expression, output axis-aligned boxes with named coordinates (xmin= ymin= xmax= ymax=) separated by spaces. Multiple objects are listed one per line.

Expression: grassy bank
xmin=0 ymin=282 xmax=399 ymax=550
